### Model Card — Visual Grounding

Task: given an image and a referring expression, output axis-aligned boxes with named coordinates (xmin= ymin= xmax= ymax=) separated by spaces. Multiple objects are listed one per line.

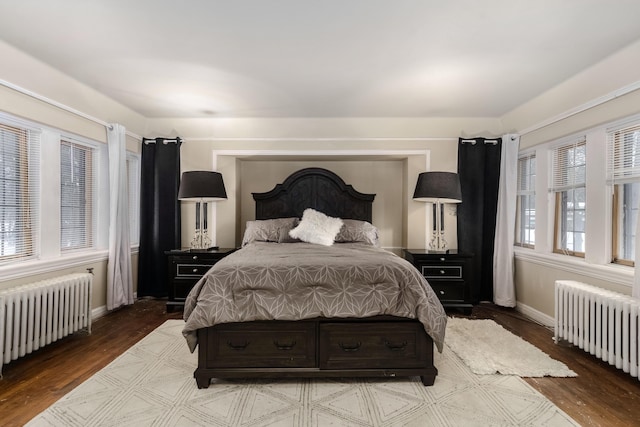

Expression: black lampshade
xmin=413 ymin=171 xmax=462 ymax=203
xmin=178 ymin=171 xmax=227 ymax=201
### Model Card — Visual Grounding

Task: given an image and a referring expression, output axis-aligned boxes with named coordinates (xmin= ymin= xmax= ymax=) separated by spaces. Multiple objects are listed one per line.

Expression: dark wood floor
xmin=1 ymin=300 xmax=639 ymax=426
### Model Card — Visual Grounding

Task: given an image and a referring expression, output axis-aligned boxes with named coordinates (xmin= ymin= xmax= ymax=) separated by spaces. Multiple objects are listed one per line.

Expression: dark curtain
xmin=137 ymin=137 xmax=182 ymax=297
xmin=457 ymin=137 xmax=502 ymax=303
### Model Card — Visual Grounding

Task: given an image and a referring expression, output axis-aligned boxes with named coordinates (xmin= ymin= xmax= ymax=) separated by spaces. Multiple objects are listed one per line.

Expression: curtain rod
xmin=142 ymin=137 xmax=182 ymax=145
xmin=1 ymin=79 xmax=142 ymax=140
xmin=460 ymin=138 xmax=500 ymax=145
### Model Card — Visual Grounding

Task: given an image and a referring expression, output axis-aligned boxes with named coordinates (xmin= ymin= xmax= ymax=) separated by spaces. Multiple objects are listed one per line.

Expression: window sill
xmin=513 ymin=246 xmax=633 ymax=289
xmin=0 ymin=245 xmax=139 ymax=283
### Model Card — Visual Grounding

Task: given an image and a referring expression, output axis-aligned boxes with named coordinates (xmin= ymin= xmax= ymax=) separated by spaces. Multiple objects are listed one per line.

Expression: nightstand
xmin=165 ymin=248 xmax=236 ymax=312
xmin=403 ymin=249 xmax=473 ymax=312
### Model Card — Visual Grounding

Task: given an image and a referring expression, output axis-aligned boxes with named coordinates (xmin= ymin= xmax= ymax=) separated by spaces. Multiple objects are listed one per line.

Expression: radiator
xmin=554 ymin=279 xmax=639 ymax=379
xmin=0 ymin=273 xmax=93 ymax=378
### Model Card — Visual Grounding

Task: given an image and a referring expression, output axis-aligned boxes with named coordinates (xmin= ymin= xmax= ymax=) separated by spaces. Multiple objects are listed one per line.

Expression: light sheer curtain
xmin=493 ymin=134 xmax=520 ymax=307
xmin=635 ymin=211 xmax=640 ymax=298
xmin=107 ymin=123 xmax=134 ymax=310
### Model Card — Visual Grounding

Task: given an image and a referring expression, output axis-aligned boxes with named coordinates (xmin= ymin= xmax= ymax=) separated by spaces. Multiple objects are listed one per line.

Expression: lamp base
xmin=427 ymin=249 xmax=450 ymax=254
xmin=189 ymin=229 xmax=212 ymax=250
xmin=188 ymin=246 xmax=219 ymax=252
xmin=429 ymin=229 xmax=449 ymax=253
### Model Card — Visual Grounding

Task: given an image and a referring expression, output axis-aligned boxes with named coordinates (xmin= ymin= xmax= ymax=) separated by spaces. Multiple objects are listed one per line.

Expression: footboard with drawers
xmin=194 ymin=316 xmax=437 ymax=388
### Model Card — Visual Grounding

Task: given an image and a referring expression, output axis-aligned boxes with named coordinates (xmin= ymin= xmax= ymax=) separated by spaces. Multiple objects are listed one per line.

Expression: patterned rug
xmin=27 ymin=320 xmax=579 ymax=426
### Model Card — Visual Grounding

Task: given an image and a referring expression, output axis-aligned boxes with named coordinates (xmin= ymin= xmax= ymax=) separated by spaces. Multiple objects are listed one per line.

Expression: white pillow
xmin=289 ymin=208 xmax=344 ymax=246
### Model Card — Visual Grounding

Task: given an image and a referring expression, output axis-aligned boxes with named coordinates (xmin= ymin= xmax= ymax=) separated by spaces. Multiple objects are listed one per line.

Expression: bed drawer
xmin=204 ymin=321 xmax=316 ymax=368
xmin=319 ymin=322 xmax=429 ymax=369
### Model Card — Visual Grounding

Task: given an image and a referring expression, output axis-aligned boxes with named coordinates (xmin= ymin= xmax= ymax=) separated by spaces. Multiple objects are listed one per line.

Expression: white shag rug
xmin=446 ymin=317 xmax=577 ymax=377
xmin=26 ymin=319 xmax=579 ymax=426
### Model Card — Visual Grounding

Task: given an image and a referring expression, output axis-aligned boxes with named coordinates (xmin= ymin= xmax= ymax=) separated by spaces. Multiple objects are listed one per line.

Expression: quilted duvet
xmin=182 ymin=242 xmax=447 ymax=352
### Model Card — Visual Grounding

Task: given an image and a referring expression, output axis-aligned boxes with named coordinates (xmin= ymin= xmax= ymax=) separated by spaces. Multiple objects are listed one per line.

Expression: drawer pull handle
xmin=226 ymin=340 xmax=249 ymax=350
xmin=439 ymin=290 xmax=445 ymax=295
xmin=192 ymin=268 xmax=198 ymax=273
xmin=384 ymin=340 xmax=408 ymax=351
xmin=338 ymin=341 xmax=361 ymax=352
xmin=439 ymin=257 xmax=445 ymax=261
xmin=439 ymin=270 xmax=445 ymax=274
xmin=192 ymin=255 xmax=198 ymax=260
xmin=273 ymin=340 xmax=296 ymax=350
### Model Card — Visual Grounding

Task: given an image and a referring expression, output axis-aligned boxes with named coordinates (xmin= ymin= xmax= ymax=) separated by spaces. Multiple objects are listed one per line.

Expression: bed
xmin=182 ymin=167 xmax=447 ymax=388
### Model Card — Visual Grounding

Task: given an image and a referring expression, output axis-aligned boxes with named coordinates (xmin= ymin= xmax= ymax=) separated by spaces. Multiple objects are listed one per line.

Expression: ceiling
xmin=2 ymin=0 xmax=640 ymax=119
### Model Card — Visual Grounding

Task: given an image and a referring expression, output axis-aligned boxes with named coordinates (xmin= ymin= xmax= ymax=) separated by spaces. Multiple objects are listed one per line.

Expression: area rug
xmin=27 ymin=320 xmax=578 ymax=427
xmin=446 ymin=317 xmax=577 ymax=377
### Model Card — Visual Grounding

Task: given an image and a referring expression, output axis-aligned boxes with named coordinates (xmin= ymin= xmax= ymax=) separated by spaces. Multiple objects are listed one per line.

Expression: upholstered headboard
xmin=252 ymin=168 xmax=375 ymax=222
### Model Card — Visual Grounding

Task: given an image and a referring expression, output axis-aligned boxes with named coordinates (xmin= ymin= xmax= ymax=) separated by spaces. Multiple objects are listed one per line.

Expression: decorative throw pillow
xmin=335 ymin=219 xmax=380 ymax=247
xmin=288 ymin=208 xmax=343 ymax=246
xmin=241 ymin=217 xmax=299 ymax=246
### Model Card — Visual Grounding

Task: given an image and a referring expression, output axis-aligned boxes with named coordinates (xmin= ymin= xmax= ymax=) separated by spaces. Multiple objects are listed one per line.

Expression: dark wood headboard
xmin=252 ymin=168 xmax=376 ymax=222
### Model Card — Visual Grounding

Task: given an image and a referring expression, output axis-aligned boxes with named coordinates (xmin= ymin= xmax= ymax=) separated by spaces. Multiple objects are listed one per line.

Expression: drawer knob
xmin=193 ymin=268 xmax=198 ymax=273
xmin=226 ymin=340 xmax=249 ymax=350
xmin=338 ymin=341 xmax=361 ymax=352
xmin=273 ymin=340 xmax=297 ymax=351
xmin=192 ymin=255 xmax=198 ymax=260
xmin=439 ymin=290 xmax=445 ymax=295
xmin=440 ymin=257 xmax=445 ymax=261
xmin=440 ymin=270 xmax=445 ymax=274
xmin=384 ymin=340 xmax=408 ymax=351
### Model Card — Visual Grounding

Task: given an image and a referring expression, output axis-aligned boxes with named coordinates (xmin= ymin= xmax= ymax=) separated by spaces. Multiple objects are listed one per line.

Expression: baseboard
xmin=92 ymin=305 xmax=107 ymax=320
xmin=515 ymin=301 xmax=554 ymax=328
xmin=91 ymin=292 xmax=138 ymax=320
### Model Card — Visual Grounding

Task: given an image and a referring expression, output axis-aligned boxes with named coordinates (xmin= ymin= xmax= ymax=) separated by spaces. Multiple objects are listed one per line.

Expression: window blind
xmin=551 ymin=137 xmax=586 ymax=192
xmin=607 ymin=121 xmax=640 ymax=185
xmin=60 ymin=139 xmax=96 ymax=251
xmin=0 ymin=122 xmax=40 ymax=262
xmin=517 ymin=153 xmax=536 ymax=196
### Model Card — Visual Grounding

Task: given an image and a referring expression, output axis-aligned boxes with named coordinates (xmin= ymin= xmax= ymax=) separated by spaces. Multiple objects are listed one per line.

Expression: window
xmin=60 ymin=139 xmax=96 ymax=251
xmin=126 ymin=154 xmax=140 ymax=245
xmin=516 ymin=153 xmax=536 ymax=248
xmin=0 ymin=122 xmax=40 ymax=263
xmin=608 ymin=121 xmax=640 ymax=265
xmin=551 ymin=138 xmax=586 ymax=256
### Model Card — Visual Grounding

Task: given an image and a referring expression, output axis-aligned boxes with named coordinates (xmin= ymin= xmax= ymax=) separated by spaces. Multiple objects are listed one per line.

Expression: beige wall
xmin=175 ymin=136 xmax=485 ymax=250
xmin=3 ymin=33 xmax=639 ymax=320
xmin=236 ymin=160 xmax=404 ymax=247
xmin=502 ymin=38 xmax=640 ymax=319
xmin=0 ymin=40 xmax=147 ymax=138
xmin=0 ymin=40 xmax=144 ymax=312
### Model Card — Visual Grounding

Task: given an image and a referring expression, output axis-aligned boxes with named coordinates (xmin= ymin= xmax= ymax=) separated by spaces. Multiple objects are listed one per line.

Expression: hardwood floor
xmin=468 ymin=304 xmax=640 ymax=427
xmin=1 ymin=300 xmax=638 ymax=426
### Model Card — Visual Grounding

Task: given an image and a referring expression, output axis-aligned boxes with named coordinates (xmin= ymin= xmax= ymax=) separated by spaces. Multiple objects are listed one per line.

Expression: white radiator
xmin=0 ymin=273 xmax=93 ymax=378
xmin=554 ymin=279 xmax=639 ymax=379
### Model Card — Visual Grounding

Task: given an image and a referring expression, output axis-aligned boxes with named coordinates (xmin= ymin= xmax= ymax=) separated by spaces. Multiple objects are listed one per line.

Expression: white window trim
xmin=0 ymin=112 xmax=119 ymax=282
xmin=516 ymin=150 xmax=536 ymax=247
xmin=515 ymin=119 xmax=629 ymax=289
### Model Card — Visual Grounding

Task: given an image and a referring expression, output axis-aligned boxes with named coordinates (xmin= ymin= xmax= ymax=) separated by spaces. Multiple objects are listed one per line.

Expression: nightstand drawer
xmin=403 ymin=249 xmax=474 ymax=311
xmin=165 ymin=248 xmax=236 ymax=312
xmin=176 ymin=263 xmax=214 ymax=277
xmin=173 ymin=279 xmax=200 ymax=300
xmin=421 ymin=265 xmax=462 ymax=279
xmin=429 ymin=282 xmax=465 ymax=302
